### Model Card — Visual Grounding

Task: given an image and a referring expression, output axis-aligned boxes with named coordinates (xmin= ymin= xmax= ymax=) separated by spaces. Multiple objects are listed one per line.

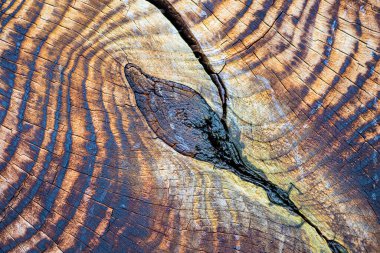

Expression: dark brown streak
xmin=145 ymin=0 xmax=229 ymax=128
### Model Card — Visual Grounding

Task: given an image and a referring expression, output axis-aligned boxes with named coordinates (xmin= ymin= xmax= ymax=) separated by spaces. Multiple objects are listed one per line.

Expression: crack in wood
xmin=125 ymin=63 xmax=348 ymax=253
xmin=145 ymin=0 xmax=229 ymax=127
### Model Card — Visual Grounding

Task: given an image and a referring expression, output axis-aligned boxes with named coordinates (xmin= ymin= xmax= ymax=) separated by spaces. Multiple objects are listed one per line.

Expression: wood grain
xmin=0 ymin=0 xmax=378 ymax=252
xmin=157 ymin=0 xmax=380 ymax=251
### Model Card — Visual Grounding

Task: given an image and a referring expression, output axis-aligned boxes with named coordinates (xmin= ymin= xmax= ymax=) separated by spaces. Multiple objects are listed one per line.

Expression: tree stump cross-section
xmin=0 ymin=0 xmax=379 ymax=252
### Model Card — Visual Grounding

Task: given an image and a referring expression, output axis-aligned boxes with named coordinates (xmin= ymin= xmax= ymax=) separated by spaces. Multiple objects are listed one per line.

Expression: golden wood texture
xmin=0 ymin=0 xmax=378 ymax=252
xmin=160 ymin=0 xmax=380 ymax=251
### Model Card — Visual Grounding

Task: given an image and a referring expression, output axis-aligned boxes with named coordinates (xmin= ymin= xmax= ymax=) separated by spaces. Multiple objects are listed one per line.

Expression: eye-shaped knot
xmin=125 ymin=63 xmax=348 ymax=253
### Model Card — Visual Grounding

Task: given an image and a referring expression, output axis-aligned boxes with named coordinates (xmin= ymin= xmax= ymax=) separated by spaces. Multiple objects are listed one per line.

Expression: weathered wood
xmin=0 ymin=0 xmax=378 ymax=252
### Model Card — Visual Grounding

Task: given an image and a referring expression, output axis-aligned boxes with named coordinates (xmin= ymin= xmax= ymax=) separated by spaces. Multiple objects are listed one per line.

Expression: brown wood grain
xmin=0 ymin=0 xmax=378 ymax=252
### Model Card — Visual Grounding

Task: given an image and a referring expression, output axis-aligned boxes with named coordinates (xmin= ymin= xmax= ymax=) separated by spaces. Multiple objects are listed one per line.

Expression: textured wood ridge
xmin=0 ymin=0 xmax=379 ymax=253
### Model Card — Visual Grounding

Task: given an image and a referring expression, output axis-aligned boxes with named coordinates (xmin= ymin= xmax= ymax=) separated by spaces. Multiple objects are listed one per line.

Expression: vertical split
xmin=145 ymin=0 xmax=229 ymax=126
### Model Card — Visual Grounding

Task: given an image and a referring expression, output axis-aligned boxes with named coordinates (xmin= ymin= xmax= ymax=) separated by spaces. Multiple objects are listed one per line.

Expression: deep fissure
xmin=137 ymin=1 xmax=348 ymax=252
xmin=145 ymin=0 xmax=228 ymax=126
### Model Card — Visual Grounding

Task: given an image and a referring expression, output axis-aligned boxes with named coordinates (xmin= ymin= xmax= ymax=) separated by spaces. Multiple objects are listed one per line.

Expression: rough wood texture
xmin=0 ymin=0 xmax=379 ymax=252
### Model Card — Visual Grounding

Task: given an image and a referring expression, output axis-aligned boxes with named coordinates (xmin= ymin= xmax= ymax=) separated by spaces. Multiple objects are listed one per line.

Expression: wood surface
xmin=0 ymin=0 xmax=379 ymax=252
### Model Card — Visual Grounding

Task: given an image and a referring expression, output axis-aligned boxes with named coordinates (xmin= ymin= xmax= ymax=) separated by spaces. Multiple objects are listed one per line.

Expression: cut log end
xmin=0 ymin=0 xmax=378 ymax=252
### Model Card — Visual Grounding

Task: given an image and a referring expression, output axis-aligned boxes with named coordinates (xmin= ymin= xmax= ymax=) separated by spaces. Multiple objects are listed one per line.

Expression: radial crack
xmin=125 ymin=63 xmax=348 ymax=253
xmin=145 ymin=0 xmax=229 ymax=125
